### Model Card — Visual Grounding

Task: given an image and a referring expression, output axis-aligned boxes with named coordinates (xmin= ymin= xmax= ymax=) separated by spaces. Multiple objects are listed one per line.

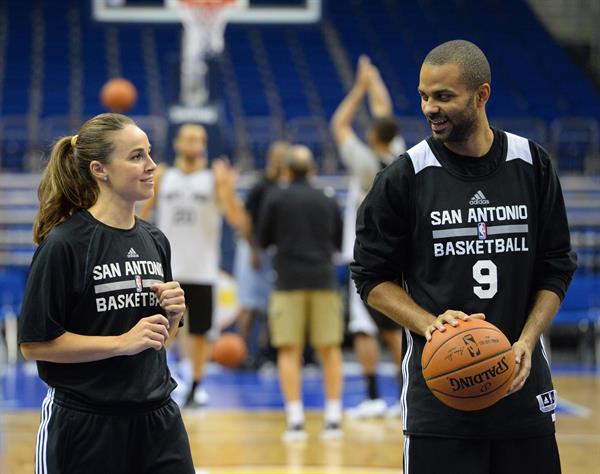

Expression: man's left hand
xmin=507 ymin=339 xmax=533 ymax=395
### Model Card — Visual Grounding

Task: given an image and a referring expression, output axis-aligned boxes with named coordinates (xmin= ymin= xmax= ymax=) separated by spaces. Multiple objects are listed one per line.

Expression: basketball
xmin=422 ymin=319 xmax=516 ymax=411
xmin=212 ymin=332 xmax=247 ymax=369
xmin=100 ymin=78 xmax=137 ymax=112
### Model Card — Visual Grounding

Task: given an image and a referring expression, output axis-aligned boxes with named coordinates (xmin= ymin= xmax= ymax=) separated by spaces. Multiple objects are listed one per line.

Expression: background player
xmin=330 ymin=55 xmax=404 ymax=418
xmin=352 ymin=40 xmax=577 ymax=474
xmin=139 ymin=123 xmax=244 ymax=407
xmin=233 ymin=140 xmax=289 ymax=369
xmin=18 ymin=113 xmax=194 ymax=473
xmin=258 ymin=145 xmax=344 ymax=441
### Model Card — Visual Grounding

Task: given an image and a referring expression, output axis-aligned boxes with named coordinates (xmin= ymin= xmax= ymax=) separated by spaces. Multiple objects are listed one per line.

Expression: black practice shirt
xmin=18 ymin=210 xmax=176 ymax=409
xmin=258 ymin=177 xmax=343 ymax=290
xmin=352 ymin=129 xmax=577 ymax=439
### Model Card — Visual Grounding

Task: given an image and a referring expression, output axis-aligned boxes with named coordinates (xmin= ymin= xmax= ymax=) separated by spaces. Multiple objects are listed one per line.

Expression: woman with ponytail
xmin=18 ymin=113 xmax=195 ymax=474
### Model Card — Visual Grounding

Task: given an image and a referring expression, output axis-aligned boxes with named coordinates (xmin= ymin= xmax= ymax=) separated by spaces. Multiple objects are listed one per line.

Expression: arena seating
xmin=0 ymin=0 xmax=599 ymax=172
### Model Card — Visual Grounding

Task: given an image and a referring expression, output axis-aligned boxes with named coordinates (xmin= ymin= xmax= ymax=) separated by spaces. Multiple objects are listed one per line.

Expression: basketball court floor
xmin=1 ymin=360 xmax=599 ymax=474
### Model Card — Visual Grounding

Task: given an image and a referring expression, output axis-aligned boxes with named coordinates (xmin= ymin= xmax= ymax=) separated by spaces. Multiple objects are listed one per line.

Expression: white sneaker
xmin=282 ymin=424 xmax=308 ymax=443
xmin=387 ymin=401 xmax=403 ymax=419
xmin=320 ymin=422 xmax=344 ymax=440
xmin=345 ymin=399 xmax=387 ymax=420
xmin=171 ymin=380 xmax=190 ymax=407
xmin=193 ymin=386 xmax=209 ymax=406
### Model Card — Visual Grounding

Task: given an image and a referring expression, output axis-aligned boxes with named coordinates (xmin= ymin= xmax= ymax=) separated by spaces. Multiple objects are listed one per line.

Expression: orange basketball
xmin=422 ymin=319 xmax=516 ymax=411
xmin=212 ymin=333 xmax=247 ymax=369
xmin=100 ymin=78 xmax=137 ymax=112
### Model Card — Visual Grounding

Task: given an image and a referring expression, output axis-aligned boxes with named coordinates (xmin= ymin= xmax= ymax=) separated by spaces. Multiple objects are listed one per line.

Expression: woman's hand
xmin=117 ymin=314 xmax=170 ymax=355
xmin=151 ymin=281 xmax=186 ymax=322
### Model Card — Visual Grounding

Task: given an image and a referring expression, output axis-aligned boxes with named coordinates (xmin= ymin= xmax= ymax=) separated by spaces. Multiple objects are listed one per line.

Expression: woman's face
xmin=103 ymin=124 xmax=156 ymax=203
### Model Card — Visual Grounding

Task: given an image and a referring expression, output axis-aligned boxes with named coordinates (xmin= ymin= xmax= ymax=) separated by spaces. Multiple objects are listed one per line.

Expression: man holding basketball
xmin=352 ymin=40 xmax=576 ymax=474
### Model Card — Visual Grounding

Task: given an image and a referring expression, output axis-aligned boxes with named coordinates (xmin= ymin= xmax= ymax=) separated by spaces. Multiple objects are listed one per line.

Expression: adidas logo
xmin=469 ymin=190 xmax=490 ymax=205
xmin=126 ymin=248 xmax=139 ymax=258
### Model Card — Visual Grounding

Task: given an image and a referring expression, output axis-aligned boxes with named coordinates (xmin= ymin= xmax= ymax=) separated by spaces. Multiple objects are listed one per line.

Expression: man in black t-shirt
xmin=352 ymin=40 xmax=576 ymax=474
xmin=258 ymin=145 xmax=345 ymax=442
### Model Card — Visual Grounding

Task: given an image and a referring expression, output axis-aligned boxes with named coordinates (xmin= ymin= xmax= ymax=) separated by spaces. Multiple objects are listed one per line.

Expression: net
xmin=169 ymin=0 xmax=244 ymax=107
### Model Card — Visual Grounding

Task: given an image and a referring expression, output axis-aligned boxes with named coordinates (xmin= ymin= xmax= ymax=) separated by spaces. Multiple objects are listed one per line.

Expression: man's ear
xmin=476 ymin=83 xmax=491 ymax=107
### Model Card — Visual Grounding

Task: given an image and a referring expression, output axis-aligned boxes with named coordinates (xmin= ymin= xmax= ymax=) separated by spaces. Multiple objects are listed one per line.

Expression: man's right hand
xmin=424 ymin=310 xmax=485 ymax=342
xmin=117 ymin=314 xmax=170 ymax=356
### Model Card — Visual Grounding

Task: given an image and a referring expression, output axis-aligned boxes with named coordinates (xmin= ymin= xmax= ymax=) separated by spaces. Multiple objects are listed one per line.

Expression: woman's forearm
xmin=20 ymin=331 xmax=123 ymax=363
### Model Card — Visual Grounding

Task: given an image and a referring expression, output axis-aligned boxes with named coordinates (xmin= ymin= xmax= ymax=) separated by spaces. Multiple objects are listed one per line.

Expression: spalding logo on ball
xmin=422 ymin=319 xmax=516 ymax=411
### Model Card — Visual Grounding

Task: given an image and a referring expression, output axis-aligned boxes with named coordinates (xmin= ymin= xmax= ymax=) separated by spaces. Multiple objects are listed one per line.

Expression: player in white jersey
xmin=139 ymin=123 xmax=244 ymax=407
xmin=330 ymin=55 xmax=405 ymax=419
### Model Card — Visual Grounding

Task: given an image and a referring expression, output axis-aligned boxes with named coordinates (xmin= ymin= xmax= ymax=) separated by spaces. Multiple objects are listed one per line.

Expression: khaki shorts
xmin=268 ymin=290 xmax=343 ymax=348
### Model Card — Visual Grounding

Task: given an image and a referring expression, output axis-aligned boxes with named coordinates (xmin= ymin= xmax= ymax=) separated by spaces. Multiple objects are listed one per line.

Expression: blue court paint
xmin=1 ymin=361 xmax=595 ymax=417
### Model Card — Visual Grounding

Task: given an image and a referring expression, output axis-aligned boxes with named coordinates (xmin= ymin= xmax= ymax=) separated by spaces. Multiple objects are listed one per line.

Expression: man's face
xmin=174 ymin=125 xmax=207 ymax=161
xmin=418 ymin=62 xmax=479 ymax=144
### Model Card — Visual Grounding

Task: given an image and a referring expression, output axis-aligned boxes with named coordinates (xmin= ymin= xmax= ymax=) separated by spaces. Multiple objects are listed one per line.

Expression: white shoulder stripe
xmin=407 ymin=140 xmax=442 ymax=175
xmin=505 ymin=131 xmax=533 ymax=165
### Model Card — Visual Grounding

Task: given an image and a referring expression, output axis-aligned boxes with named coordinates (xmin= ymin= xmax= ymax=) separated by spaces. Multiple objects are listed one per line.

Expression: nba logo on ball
xmin=477 ymin=222 xmax=487 ymax=240
xmin=135 ymin=275 xmax=143 ymax=292
xmin=462 ymin=334 xmax=481 ymax=357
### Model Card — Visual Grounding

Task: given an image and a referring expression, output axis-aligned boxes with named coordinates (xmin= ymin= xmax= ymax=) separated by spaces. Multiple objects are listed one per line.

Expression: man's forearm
xmin=366 ymin=281 xmax=436 ymax=336
xmin=331 ymin=84 xmax=368 ymax=135
xmin=519 ymin=289 xmax=561 ymax=349
xmin=219 ymin=192 xmax=245 ymax=230
xmin=367 ymin=70 xmax=393 ymax=118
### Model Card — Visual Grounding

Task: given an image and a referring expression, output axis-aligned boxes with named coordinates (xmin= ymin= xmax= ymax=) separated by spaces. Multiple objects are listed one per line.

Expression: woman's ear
xmin=90 ymin=161 xmax=108 ymax=182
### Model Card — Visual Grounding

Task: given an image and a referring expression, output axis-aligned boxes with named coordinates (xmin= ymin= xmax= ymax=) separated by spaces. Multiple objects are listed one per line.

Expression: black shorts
xmin=181 ymin=283 xmax=213 ymax=335
xmin=366 ymin=305 xmax=401 ymax=332
xmin=404 ymin=434 xmax=561 ymax=474
xmin=36 ymin=388 xmax=194 ymax=474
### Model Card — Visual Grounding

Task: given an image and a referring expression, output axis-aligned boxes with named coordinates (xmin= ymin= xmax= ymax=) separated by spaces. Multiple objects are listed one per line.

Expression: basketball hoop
xmin=169 ymin=0 xmax=245 ymax=108
xmin=176 ymin=0 xmax=240 ymax=56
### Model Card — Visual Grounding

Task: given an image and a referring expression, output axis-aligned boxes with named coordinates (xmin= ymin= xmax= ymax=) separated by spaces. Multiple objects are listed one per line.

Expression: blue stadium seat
xmin=0 ymin=0 xmax=599 ymax=175
xmin=0 ymin=267 xmax=26 ymax=363
xmin=553 ymin=274 xmax=600 ymax=365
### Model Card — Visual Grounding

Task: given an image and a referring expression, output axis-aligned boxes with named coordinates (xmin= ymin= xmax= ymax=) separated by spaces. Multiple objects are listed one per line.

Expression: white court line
xmin=196 ymin=468 xmax=402 ymax=474
xmin=558 ymin=397 xmax=592 ymax=418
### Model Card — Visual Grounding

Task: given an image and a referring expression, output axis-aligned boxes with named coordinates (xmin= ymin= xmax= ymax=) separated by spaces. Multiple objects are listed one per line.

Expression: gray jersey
xmin=340 ymin=132 xmax=403 ymax=262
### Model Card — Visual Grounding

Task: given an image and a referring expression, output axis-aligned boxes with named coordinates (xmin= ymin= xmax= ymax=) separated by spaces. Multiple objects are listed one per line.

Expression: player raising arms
xmin=330 ymin=55 xmax=405 ymax=419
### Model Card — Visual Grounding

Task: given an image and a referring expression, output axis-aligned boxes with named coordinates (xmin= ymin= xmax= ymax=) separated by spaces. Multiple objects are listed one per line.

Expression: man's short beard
xmin=439 ymin=97 xmax=478 ymax=144
xmin=444 ymin=115 xmax=478 ymax=144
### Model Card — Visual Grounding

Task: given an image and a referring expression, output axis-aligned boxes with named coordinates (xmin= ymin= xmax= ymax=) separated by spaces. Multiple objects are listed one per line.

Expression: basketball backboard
xmin=92 ymin=0 xmax=321 ymax=23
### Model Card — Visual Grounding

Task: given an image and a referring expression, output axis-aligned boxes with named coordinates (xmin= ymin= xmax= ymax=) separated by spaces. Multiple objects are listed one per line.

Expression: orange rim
xmin=179 ymin=0 xmax=236 ymax=9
